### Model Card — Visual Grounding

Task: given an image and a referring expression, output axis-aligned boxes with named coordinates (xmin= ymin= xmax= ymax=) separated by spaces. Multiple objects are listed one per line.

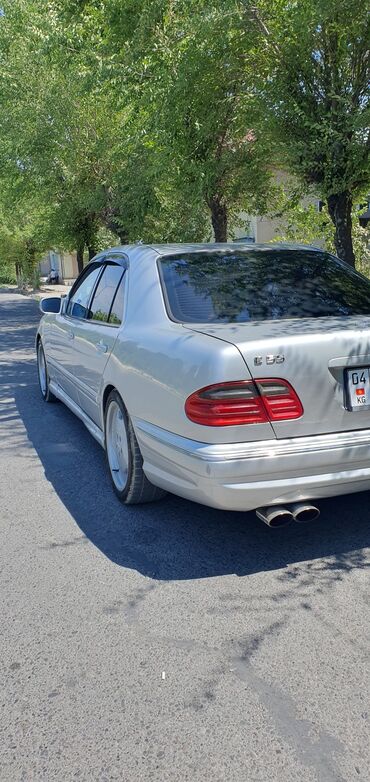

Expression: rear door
xmin=70 ymin=258 xmax=127 ymax=426
xmin=46 ymin=263 xmax=103 ymax=403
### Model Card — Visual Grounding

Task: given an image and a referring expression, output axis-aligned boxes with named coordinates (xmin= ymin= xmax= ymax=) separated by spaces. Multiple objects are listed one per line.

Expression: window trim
xmin=65 ymin=262 xmax=106 ymax=321
xmin=157 ymin=255 xmax=198 ymax=324
xmin=65 ymin=254 xmax=128 ymax=325
xmin=104 ymin=253 xmax=128 ymax=268
xmin=91 ymin=254 xmax=128 ymax=328
xmin=106 ymin=271 xmax=126 ymax=326
xmin=87 ymin=266 xmax=126 ymax=327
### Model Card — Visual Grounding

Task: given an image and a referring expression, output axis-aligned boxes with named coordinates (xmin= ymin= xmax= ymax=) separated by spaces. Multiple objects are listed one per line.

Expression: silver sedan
xmin=36 ymin=242 xmax=370 ymax=527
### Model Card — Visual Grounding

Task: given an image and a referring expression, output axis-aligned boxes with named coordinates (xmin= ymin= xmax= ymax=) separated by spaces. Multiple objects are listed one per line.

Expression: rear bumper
xmin=134 ymin=419 xmax=370 ymax=511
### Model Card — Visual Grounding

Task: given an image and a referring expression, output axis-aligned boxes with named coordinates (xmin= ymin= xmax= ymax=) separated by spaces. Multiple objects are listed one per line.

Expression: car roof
xmin=149 ymin=242 xmax=323 ymax=255
xmin=94 ymin=241 xmax=323 ymax=261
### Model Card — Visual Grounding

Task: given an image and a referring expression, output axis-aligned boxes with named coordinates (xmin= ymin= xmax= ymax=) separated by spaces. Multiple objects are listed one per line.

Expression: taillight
xmin=256 ymin=379 xmax=303 ymax=421
xmin=185 ymin=379 xmax=303 ymax=426
xmin=185 ymin=381 xmax=268 ymax=426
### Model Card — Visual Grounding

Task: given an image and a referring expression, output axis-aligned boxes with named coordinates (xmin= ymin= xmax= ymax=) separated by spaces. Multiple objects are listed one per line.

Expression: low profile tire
xmin=37 ymin=340 xmax=57 ymax=402
xmin=104 ymin=390 xmax=166 ymax=504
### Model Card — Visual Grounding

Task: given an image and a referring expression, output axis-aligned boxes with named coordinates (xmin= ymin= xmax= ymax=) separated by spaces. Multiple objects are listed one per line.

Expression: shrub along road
xmin=0 ymin=288 xmax=369 ymax=782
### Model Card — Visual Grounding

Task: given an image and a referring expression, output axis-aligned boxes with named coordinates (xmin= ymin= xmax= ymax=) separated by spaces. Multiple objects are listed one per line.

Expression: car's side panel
xmin=45 ymin=309 xmax=83 ymax=404
xmin=103 ymin=324 xmax=275 ymax=444
xmin=37 ymin=310 xmax=77 ymax=397
xmin=68 ymin=318 xmax=120 ymax=425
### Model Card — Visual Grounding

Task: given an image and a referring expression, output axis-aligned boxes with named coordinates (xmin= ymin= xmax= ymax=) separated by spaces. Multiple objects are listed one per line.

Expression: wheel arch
xmin=102 ymin=384 xmax=117 ymax=414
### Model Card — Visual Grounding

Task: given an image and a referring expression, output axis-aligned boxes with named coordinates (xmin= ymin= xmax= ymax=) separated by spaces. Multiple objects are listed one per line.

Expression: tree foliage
xmin=252 ymin=0 xmax=370 ymax=265
xmin=0 ymin=0 xmax=368 ymax=283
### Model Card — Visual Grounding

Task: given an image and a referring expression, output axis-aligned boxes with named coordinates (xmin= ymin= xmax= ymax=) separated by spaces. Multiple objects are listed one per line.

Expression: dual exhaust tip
xmin=256 ymin=503 xmax=320 ymax=528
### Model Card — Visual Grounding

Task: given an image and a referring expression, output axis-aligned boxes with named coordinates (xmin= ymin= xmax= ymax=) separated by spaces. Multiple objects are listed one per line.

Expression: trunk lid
xmin=187 ymin=317 xmax=370 ymax=438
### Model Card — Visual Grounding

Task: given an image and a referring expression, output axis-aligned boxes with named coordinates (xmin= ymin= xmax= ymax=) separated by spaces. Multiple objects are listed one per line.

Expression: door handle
xmin=96 ymin=341 xmax=108 ymax=353
xmin=68 ymin=330 xmax=75 ymax=340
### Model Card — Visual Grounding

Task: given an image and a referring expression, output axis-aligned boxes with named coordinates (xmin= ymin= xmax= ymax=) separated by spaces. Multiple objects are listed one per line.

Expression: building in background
xmin=39 ymin=250 xmax=79 ymax=285
xmin=233 ymin=212 xmax=283 ymax=244
xmin=232 ymin=169 xmax=322 ymax=245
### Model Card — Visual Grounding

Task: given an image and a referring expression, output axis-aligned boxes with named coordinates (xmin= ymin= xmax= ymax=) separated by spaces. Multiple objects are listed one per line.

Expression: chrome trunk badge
xmin=254 ymin=355 xmax=285 ymax=366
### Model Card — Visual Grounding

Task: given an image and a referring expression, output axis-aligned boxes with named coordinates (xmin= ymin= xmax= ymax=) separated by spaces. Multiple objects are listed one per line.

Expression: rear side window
xmin=88 ymin=264 xmax=124 ymax=323
xmin=109 ymin=274 xmax=126 ymax=325
xmin=158 ymin=250 xmax=370 ymax=323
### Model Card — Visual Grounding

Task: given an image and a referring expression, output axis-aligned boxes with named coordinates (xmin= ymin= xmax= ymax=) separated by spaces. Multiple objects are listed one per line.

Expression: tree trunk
xmin=15 ymin=261 xmax=23 ymax=288
xmin=327 ymin=191 xmax=355 ymax=267
xmin=76 ymin=244 xmax=84 ymax=274
xmin=208 ymin=195 xmax=228 ymax=242
xmin=117 ymin=230 xmax=129 ymax=245
xmin=88 ymin=245 xmax=96 ymax=261
xmin=100 ymin=202 xmax=128 ymax=244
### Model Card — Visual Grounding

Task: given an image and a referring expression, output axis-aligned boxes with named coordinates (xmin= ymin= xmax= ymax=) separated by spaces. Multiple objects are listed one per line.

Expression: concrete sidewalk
xmin=2 ymin=282 xmax=72 ymax=299
xmin=35 ymin=282 xmax=72 ymax=298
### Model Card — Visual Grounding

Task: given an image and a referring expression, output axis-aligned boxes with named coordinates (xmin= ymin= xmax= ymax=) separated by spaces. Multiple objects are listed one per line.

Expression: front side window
xmin=67 ymin=265 xmax=102 ymax=319
xmin=88 ymin=264 xmax=124 ymax=323
xmin=158 ymin=249 xmax=370 ymax=323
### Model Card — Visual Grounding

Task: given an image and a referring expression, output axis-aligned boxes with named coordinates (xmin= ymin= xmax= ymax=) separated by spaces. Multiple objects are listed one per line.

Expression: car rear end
xmin=146 ymin=245 xmax=370 ymax=512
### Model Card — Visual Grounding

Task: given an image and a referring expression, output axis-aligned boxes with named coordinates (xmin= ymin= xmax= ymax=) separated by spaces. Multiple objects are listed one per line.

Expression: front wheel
xmin=37 ymin=341 xmax=56 ymax=402
xmin=104 ymin=390 xmax=166 ymax=504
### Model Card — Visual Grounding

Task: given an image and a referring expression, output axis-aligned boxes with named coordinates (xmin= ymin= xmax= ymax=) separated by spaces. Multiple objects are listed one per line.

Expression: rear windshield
xmin=158 ymin=249 xmax=370 ymax=323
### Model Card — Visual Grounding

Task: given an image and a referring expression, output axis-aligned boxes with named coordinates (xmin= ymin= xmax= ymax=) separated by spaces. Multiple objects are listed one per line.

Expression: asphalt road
xmin=0 ymin=288 xmax=369 ymax=782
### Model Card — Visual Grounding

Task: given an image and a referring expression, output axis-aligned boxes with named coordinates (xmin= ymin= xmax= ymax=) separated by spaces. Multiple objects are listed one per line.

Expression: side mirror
xmin=39 ymin=296 xmax=62 ymax=314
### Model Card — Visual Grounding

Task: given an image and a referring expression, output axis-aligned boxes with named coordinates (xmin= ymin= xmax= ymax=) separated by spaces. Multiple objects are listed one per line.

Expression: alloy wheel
xmin=37 ymin=342 xmax=47 ymax=397
xmin=105 ymin=400 xmax=130 ymax=492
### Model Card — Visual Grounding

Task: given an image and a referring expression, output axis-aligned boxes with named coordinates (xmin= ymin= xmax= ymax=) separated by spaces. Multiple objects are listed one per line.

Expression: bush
xmin=0 ymin=264 xmax=17 ymax=285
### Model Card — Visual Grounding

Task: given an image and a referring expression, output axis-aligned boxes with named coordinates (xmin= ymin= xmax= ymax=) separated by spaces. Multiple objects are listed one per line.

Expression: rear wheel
xmin=37 ymin=340 xmax=56 ymax=402
xmin=104 ymin=390 xmax=166 ymax=504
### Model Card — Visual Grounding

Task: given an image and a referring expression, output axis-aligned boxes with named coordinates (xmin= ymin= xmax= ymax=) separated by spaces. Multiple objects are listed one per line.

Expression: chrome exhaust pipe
xmin=256 ymin=506 xmax=294 ymax=528
xmin=291 ymin=503 xmax=320 ymax=523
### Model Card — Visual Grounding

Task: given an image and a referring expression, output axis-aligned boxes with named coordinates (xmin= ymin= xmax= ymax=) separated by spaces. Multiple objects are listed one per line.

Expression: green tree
xmin=272 ymin=194 xmax=370 ymax=275
xmin=0 ymin=0 xmax=121 ymax=273
xmin=252 ymin=0 xmax=370 ymax=265
xmin=52 ymin=0 xmax=275 ymax=241
xmin=0 ymin=194 xmax=48 ymax=288
xmin=149 ymin=1 xmax=273 ymax=241
xmin=1 ymin=0 xmax=368 ymax=263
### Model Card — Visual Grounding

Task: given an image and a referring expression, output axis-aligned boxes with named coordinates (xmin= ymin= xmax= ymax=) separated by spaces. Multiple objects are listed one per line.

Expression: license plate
xmin=345 ymin=367 xmax=370 ymax=411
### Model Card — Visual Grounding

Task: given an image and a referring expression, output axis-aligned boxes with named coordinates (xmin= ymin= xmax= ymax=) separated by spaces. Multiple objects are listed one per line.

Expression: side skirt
xmin=49 ymin=381 xmax=105 ymax=449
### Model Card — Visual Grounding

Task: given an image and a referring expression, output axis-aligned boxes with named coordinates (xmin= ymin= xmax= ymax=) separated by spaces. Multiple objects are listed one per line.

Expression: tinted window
xmin=159 ymin=250 xmax=370 ymax=323
xmin=67 ymin=266 xmax=102 ymax=319
xmin=88 ymin=264 xmax=124 ymax=323
xmin=109 ymin=273 xmax=126 ymax=325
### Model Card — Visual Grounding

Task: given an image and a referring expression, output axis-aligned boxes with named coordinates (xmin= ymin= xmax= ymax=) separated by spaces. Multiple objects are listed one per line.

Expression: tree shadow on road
xmin=12 ymin=372 xmax=370 ymax=582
